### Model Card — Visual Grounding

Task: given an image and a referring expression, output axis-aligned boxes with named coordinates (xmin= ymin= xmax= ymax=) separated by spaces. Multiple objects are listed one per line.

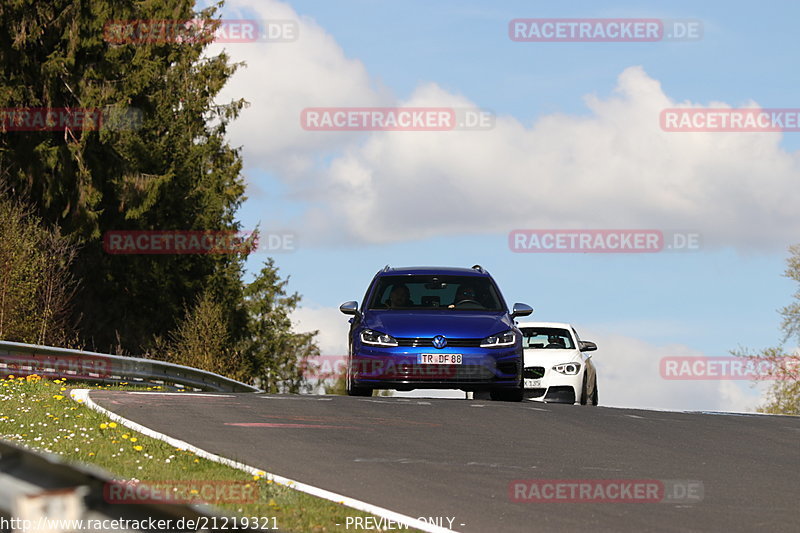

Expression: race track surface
xmin=88 ymin=391 xmax=800 ymax=532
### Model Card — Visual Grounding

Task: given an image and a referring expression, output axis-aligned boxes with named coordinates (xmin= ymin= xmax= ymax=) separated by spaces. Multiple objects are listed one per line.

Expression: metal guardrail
xmin=0 ymin=340 xmax=260 ymax=393
xmin=0 ymin=440 xmax=237 ymax=532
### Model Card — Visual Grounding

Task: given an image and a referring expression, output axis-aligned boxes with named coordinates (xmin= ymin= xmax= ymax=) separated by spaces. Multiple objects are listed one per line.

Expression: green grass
xmin=0 ymin=375 xmax=421 ymax=532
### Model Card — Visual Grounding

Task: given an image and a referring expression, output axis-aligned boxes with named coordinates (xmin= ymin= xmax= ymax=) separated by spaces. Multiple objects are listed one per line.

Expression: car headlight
xmin=360 ymin=329 xmax=398 ymax=347
xmin=552 ymin=362 xmax=582 ymax=375
xmin=480 ymin=330 xmax=516 ymax=348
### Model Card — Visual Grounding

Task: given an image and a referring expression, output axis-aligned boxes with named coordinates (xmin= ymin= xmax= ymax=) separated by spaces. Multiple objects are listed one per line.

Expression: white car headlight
xmin=552 ymin=362 xmax=581 ymax=375
xmin=360 ymin=329 xmax=398 ymax=347
xmin=480 ymin=330 xmax=516 ymax=348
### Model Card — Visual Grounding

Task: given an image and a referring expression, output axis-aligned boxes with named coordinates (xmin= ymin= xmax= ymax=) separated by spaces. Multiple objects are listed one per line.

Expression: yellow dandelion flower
xmin=52 ymin=395 xmax=64 ymax=400
xmin=129 ymin=437 xmax=137 ymax=442
xmin=88 ymin=452 xmax=95 ymax=456
xmin=99 ymin=423 xmax=108 ymax=429
xmin=109 ymin=422 xmax=117 ymax=428
xmin=133 ymin=445 xmax=143 ymax=451
xmin=122 ymin=434 xmax=129 ymax=439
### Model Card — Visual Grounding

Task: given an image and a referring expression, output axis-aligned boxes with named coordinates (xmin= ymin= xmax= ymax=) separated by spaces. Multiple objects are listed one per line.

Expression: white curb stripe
xmin=71 ymin=389 xmax=457 ymax=533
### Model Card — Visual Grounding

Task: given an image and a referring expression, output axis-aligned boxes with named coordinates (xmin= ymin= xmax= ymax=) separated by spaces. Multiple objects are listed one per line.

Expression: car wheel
xmin=579 ymin=373 xmax=588 ymax=405
xmin=591 ymin=378 xmax=598 ymax=406
xmin=345 ymin=358 xmax=372 ymax=396
xmin=490 ymin=376 xmax=524 ymax=402
xmin=489 ymin=388 xmax=522 ymax=402
xmin=346 ymin=386 xmax=372 ymax=397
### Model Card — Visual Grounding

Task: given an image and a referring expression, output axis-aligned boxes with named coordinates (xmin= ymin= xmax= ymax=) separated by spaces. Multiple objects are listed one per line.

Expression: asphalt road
xmin=88 ymin=391 xmax=800 ymax=533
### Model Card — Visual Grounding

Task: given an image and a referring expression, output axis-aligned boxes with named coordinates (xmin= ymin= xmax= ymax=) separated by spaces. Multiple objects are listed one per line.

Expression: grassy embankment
xmin=0 ymin=375 xmax=419 ymax=532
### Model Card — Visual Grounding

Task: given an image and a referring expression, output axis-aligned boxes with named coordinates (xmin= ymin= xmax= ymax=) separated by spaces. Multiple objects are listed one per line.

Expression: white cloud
xmin=208 ymin=0 xmax=391 ymax=177
xmin=214 ymin=1 xmax=800 ymax=252
xmin=290 ymin=304 xmax=349 ymax=356
xmin=584 ymin=328 xmax=768 ymax=412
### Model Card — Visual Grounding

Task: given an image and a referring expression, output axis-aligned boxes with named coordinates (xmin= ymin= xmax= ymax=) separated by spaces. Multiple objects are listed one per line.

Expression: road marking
xmin=257 ymin=395 xmax=333 ymax=401
xmin=127 ymin=392 xmax=235 ymax=397
xmin=225 ymin=422 xmax=357 ymax=429
xmin=355 ymin=457 xmax=537 ymax=471
xmin=71 ymin=389 xmax=457 ymax=533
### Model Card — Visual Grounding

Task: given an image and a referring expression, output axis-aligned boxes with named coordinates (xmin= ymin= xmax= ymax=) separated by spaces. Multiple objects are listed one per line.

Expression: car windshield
xmin=520 ymin=327 xmax=575 ymax=349
xmin=368 ymin=275 xmax=505 ymax=311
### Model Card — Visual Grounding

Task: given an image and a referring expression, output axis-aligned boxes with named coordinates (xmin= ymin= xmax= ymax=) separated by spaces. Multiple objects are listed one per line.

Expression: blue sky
xmin=203 ymin=0 xmax=799 ymax=410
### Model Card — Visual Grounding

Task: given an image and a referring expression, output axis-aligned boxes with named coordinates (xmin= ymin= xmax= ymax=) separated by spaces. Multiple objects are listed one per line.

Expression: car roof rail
xmin=471 ymin=264 xmax=486 ymax=273
xmin=382 ymin=264 xmax=391 ymax=272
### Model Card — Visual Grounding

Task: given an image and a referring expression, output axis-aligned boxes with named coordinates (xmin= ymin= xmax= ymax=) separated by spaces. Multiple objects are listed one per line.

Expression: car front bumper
xmin=349 ymin=347 xmax=521 ymax=390
xmin=523 ymin=365 xmax=583 ymax=403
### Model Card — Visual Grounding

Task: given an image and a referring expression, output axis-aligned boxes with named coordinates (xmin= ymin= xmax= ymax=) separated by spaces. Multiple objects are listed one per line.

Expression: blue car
xmin=339 ymin=265 xmax=533 ymax=401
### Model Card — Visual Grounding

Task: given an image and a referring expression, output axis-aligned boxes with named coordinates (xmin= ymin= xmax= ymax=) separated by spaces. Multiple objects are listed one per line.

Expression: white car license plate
xmin=419 ymin=354 xmax=463 ymax=364
xmin=524 ymin=378 xmax=542 ymax=388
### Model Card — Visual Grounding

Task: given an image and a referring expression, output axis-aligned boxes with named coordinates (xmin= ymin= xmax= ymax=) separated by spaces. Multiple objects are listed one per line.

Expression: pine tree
xmin=1 ymin=0 xmax=248 ymax=352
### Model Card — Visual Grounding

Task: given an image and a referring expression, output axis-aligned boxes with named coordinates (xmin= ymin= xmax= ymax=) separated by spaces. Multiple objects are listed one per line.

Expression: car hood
xmin=363 ymin=310 xmax=514 ymax=339
xmin=523 ymin=348 xmax=582 ymax=367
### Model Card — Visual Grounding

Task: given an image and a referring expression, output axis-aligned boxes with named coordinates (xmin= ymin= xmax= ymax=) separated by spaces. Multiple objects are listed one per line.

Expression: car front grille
xmin=524 ymin=366 xmax=545 ymax=379
xmin=396 ymin=337 xmax=483 ymax=347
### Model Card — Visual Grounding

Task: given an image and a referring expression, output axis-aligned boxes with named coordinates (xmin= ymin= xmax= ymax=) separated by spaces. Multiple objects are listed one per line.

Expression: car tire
xmin=579 ymin=373 xmax=588 ymax=405
xmin=346 ymin=386 xmax=372 ymax=397
xmin=489 ymin=388 xmax=522 ymax=402
xmin=490 ymin=376 xmax=524 ymax=402
xmin=345 ymin=358 xmax=372 ymax=397
xmin=591 ymin=378 xmax=598 ymax=406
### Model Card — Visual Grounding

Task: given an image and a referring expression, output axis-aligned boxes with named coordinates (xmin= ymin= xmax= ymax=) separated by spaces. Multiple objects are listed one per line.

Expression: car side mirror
xmin=339 ymin=301 xmax=359 ymax=315
xmin=580 ymin=341 xmax=597 ymax=352
xmin=511 ymin=303 xmax=533 ymax=318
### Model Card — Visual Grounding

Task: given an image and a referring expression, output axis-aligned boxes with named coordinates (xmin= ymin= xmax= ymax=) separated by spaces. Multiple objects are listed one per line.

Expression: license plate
xmin=524 ymin=378 xmax=542 ymax=388
xmin=418 ymin=354 xmax=463 ymax=364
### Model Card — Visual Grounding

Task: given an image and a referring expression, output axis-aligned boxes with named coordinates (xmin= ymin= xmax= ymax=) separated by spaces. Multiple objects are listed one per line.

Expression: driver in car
xmin=387 ymin=284 xmax=413 ymax=308
xmin=448 ymin=284 xmax=480 ymax=308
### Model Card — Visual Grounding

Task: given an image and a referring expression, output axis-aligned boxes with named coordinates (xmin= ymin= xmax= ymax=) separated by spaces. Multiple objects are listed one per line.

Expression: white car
xmin=517 ymin=321 xmax=598 ymax=405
